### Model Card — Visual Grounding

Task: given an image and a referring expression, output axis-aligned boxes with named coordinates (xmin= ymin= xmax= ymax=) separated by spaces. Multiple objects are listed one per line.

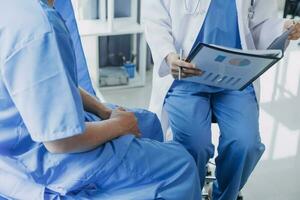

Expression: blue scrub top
xmin=54 ymin=0 xmax=96 ymax=95
xmin=0 ymin=1 xmax=133 ymax=198
xmin=193 ymin=0 xmax=242 ymax=50
xmin=174 ymin=0 xmax=242 ymax=92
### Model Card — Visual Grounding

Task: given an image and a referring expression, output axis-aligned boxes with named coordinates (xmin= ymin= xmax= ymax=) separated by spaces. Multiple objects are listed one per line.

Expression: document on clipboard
xmin=182 ymin=30 xmax=291 ymax=90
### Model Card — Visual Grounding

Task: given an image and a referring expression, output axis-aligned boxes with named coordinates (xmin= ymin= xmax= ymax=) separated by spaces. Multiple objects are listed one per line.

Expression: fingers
xmin=288 ymin=30 xmax=300 ymax=40
xmin=289 ymin=33 xmax=300 ymax=40
xmin=171 ymin=60 xmax=201 ymax=78
xmin=288 ymin=22 xmax=300 ymax=40
xmin=128 ymin=125 xmax=141 ymax=137
xmin=171 ymin=71 xmax=201 ymax=79
xmin=129 ymin=114 xmax=140 ymax=137
xmin=173 ymin=59 xmax=196 ymax=69
xmin=172 ymin=66 xmax=202 ymax=74
xmin=171 ymin=66 xmax=203 ymax=78
xmin=168 ymin=54 xmax=204 ymax=79
xmin=294 ymin=23 xmax=300 ymax=31
xmin=116 ymin=107 xmax=126 ymax=112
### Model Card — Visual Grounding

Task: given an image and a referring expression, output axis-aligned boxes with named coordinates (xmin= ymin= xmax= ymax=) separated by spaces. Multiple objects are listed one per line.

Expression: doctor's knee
xmin=229 ymin=137 xmax=265 ymax=158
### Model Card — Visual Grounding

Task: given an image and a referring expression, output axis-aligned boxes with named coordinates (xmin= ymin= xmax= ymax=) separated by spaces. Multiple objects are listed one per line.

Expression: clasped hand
xmin=109 ymin=108 xmax=141 ymax=138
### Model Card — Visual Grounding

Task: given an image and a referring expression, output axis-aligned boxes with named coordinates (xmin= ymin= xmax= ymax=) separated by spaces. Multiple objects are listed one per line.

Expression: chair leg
xmin=202 ymin=164 xmax=215 ymax=200
xmin=201 ymin=164 xmax=244 ymax=200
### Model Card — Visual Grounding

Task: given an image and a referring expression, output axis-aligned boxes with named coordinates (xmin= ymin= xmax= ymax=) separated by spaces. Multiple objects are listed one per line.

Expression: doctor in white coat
xmin=143 ymin=0 xmax=300 ymax=199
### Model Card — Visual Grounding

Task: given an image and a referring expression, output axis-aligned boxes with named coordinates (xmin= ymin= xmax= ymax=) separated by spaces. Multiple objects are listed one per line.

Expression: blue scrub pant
xmin=106 ymin=104 xmax=164 ymax=142
xmin=40 ymin=107 xmax=200 ymax=200
xmin=164 ymin=82 xmax=265 ymax=200
xmin=74 ymin=139 xmax=200 ymax=200
xmin=44 ymin=139 xmax=201 ymax=200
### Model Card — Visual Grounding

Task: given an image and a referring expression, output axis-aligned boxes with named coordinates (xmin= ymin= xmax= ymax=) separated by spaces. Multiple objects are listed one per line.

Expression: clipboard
xmin=182 ymin=28 xmax=293 ymax=90
xmin=183 ymin=43 xmax=284 ymax=90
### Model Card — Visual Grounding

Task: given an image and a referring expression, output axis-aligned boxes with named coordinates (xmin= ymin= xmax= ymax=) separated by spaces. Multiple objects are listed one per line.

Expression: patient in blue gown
xmin=0 ymin=0 xmax=200 ymax=199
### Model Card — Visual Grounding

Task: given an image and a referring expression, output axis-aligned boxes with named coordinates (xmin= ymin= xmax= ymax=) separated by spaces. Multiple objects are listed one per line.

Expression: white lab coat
xmin=142 ymin=0 xmax=286 ymax=135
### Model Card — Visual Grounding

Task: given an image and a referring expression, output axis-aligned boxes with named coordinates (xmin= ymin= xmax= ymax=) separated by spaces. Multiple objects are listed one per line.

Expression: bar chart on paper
xmin=183 ymin=44 xmax=283 ymax=90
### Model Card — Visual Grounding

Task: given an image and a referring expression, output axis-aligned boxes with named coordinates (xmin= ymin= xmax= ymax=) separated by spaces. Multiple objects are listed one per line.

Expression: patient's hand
xmin=79 ymin=88 xmax=112 ymax=120
xmin=96 ymin=106 xmax=112 ymax=120
xmin=110 ymin=108 xmax=141 ymax=138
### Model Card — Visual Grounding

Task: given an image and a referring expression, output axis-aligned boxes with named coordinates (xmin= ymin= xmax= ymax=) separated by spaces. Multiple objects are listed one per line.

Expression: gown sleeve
xmin=2 ymin=32 xmax=86 ymax=142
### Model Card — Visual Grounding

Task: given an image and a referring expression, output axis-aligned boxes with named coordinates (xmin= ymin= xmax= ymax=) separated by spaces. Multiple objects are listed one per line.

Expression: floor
xmin=101 ymin=41 xmax=300 ymax=200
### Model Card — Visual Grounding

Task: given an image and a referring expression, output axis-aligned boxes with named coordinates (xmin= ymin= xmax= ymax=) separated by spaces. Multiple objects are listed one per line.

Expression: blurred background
xmin=71 ymin=0 xmax=300 ymax=199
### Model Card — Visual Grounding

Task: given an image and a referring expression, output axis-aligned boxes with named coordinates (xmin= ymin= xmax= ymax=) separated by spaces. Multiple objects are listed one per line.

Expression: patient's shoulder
xmin=0 ymin=0 xmax=53 ymax=59
xmin=1 ymin=0 xmax=52 ymax=35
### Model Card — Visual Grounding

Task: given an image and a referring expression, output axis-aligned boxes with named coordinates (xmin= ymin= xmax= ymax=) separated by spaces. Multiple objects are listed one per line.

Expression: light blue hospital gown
xmin=0 ymin=1 xmax=200 ymax=199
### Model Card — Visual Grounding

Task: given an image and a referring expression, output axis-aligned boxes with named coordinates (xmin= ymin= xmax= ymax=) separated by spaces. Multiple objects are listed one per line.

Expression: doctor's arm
xmin=44 ymin=109 xmax=140 ymax=154
xmin=142 ymin=0 xmax=200 ymax=78
xmin=250 ymin=0 xmax=300 ymax=49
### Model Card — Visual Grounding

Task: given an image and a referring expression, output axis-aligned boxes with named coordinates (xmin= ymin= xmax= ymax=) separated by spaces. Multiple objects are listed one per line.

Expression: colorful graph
xmin=229 ymin=58 xmax=251 ymax=67
xmin=215 ymin=55 xmax=226 ymax=63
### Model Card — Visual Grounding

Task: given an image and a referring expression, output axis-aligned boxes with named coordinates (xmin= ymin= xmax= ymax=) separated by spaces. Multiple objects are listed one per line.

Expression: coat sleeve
xmin=142 ymin=0 xmax=176 ymax=77
xmin=250 ymin=0 xmax=287 ymax=50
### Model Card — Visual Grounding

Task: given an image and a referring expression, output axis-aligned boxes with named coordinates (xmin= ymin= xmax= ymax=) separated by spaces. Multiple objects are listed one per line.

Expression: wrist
xmin=103 ymin=108 xmax=112 ymax=119
xmin=112 ymin=118 xmax=128 ymax=136
xmin=96 ymin=105 xmax=112 ymax=119
xmin=166 ymin=52 xmax=178 ymax=66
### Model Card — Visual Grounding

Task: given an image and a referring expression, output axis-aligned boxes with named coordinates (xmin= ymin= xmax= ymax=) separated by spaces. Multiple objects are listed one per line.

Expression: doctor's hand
xmin=285 ymin=20 xmax=300 ymax=40
xmin=166 ymin=53 xmax=203 ymax=79
xmin=109 ymin=108 xmax=141 ymax=138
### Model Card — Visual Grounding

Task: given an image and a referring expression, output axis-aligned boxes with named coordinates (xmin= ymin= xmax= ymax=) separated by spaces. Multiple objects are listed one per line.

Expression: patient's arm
xmin=79 ymin=88 xmax=112 ymax=120
xmin=44 ymin=109 xmax=141 ymax=154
